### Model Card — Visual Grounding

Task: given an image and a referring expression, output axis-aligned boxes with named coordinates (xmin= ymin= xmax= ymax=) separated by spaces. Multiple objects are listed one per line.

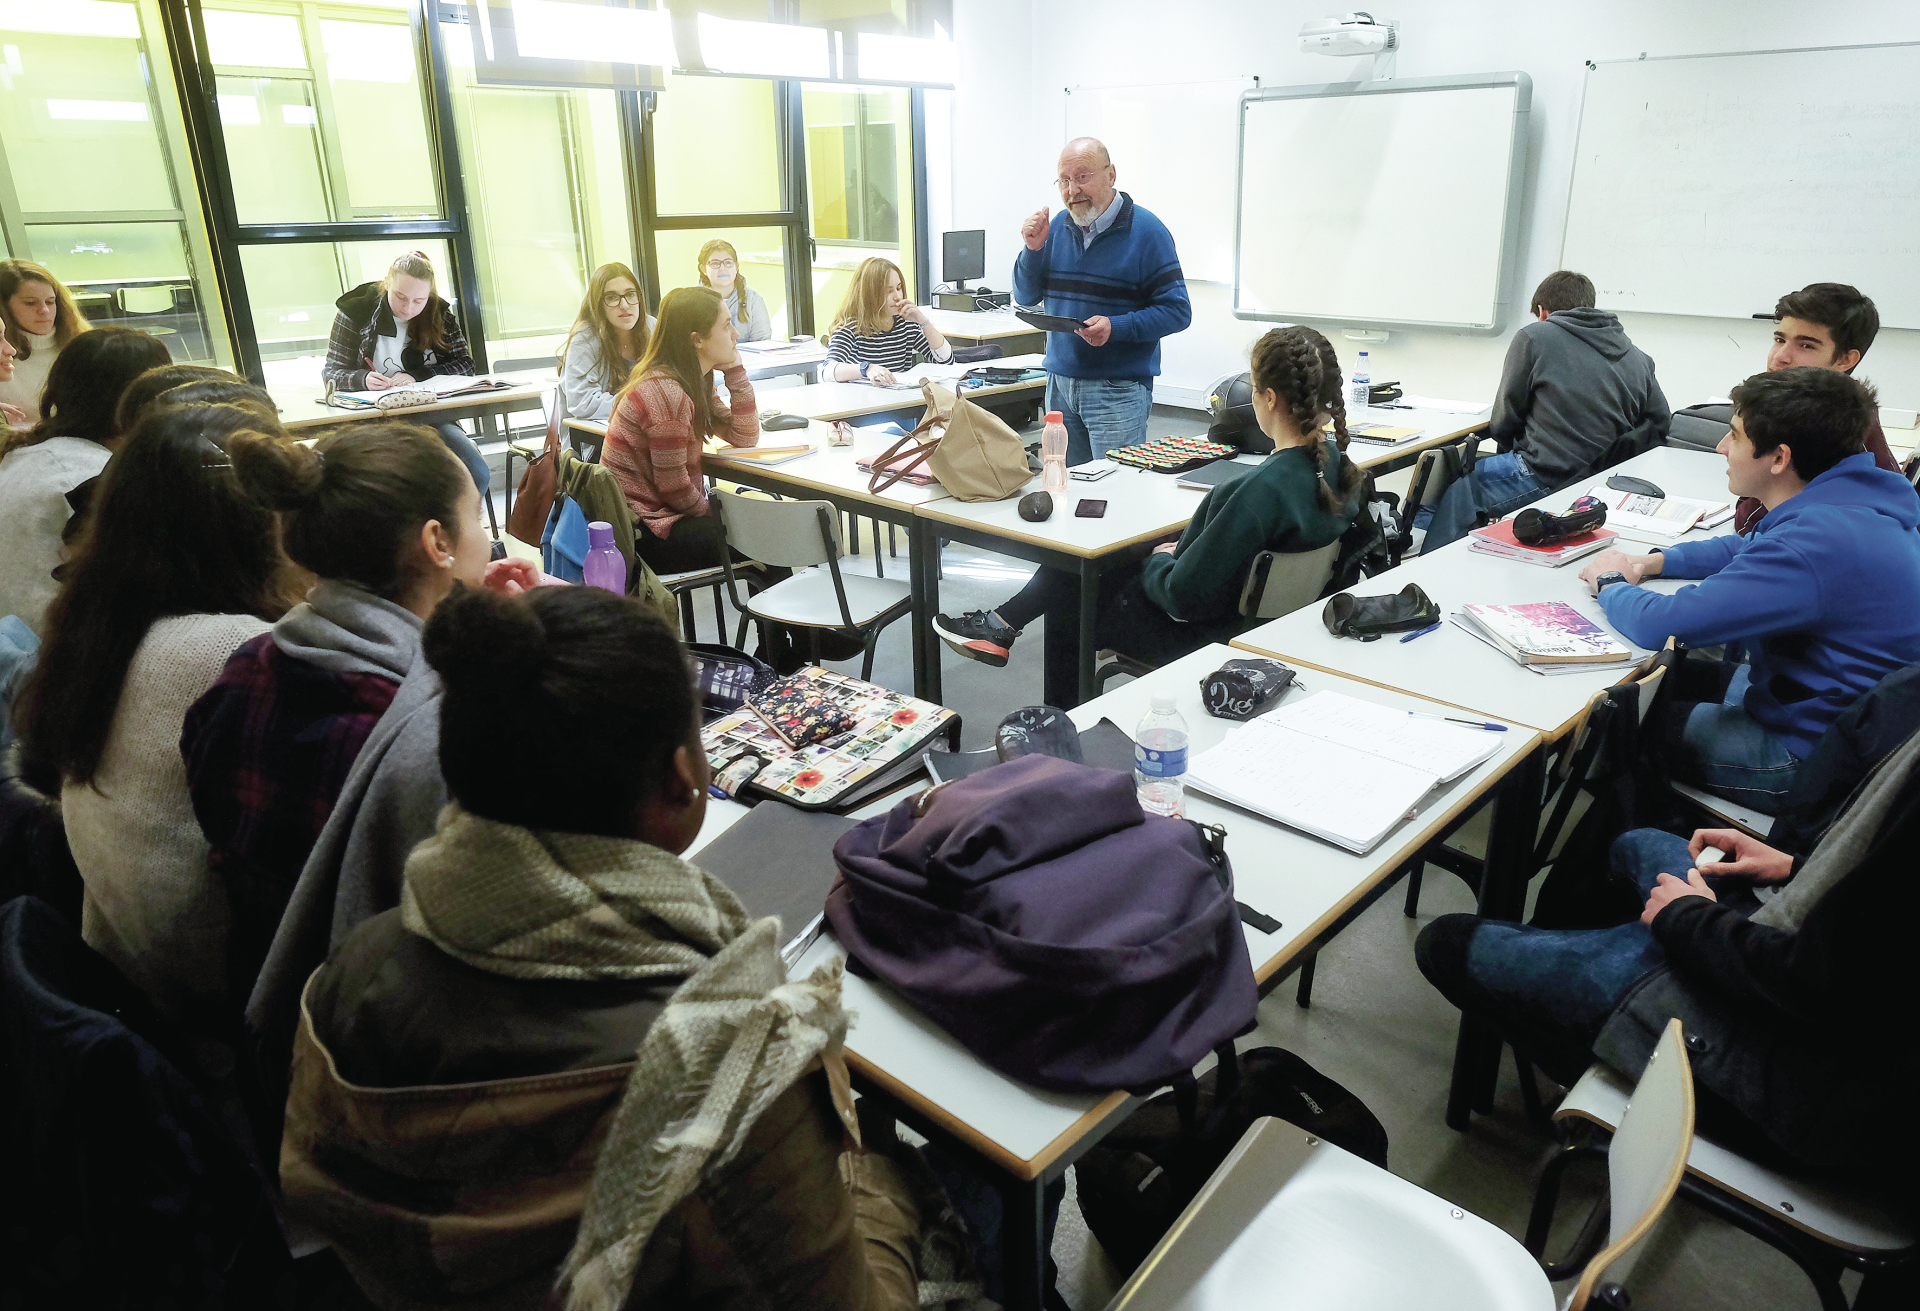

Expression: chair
xmin=1106 ymin=1020 xmax=1695 ymax=1311
xmin=712 ymin=489 xmax=912 ymax=682
xmin=1530 ymin=1037 xmax=1915 ymax=1310
xmin=1396 ymin=435 xmax=1479 ymax=556
xmin=1094 ymin=540 xmax=1341 ymax=691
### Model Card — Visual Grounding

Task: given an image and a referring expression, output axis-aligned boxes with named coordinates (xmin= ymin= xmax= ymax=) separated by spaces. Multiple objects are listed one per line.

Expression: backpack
xmin=1075 ymin=1043 xmax=1389 ymax=1275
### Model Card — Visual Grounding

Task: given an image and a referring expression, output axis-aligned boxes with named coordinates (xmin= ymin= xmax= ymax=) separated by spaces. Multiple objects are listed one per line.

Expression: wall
xmin=945 ymin=0 xmax=1920 ymax=418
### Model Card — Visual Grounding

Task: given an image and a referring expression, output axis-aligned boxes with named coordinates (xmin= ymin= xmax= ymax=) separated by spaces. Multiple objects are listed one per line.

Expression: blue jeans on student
xmin=436 ymin=421 xmax=491 ymax=496
xmin=1414 ymin=827 xmax=1763 ymax=1082
xmin=1674 ymin=663 xmax=1804 ymax=812
xmin=1414 ymin=450 xmax=1550 ymax=552
xmin=0 ymin=615 xmax=39 ymax=754
xmin=1047 ymin=374 xmax=1153 ymax=465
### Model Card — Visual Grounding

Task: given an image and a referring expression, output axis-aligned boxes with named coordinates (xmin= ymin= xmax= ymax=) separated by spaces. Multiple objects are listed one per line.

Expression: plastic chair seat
xmin=1556 ymin=1064 xmax=1914 ymax=1257
xmin=656 ymin=565 xmax=729 ymax=588
xmin=746 ymin=570 xmax=910 ymax=629
xmin=1670 ymin=780 xmax=1776 ymax=838
xmin=1108 ymin=1118 xmax=1554 ymax=1311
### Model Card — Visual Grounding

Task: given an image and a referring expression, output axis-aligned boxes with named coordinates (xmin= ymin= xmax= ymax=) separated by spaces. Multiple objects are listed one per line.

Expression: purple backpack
xmin=826 ymin=755 xmax=1258 ymax=1093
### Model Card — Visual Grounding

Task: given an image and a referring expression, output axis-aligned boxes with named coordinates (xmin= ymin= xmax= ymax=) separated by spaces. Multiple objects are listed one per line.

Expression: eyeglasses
xmin=602 ymin=290 xmax=641 ymax=308
xmin=1056 ymin=169 xmax=1103 ymax=189
xmin=705 ymin=258 xmax=738 ymax=271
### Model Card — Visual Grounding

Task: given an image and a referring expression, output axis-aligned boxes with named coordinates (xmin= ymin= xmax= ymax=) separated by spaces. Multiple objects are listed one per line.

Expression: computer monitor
xmin=942 ymin=229 xmax=986 ymax=290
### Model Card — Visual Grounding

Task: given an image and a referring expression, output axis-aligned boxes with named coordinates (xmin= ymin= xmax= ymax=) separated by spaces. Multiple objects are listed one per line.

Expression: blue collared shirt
xmin=1077 ymin=193 xmax=1120 ymax=249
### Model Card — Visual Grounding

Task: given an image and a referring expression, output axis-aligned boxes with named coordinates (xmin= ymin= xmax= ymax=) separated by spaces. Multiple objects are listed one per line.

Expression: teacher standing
xmin=1014 ymin=137 xmax=1191 ymax=464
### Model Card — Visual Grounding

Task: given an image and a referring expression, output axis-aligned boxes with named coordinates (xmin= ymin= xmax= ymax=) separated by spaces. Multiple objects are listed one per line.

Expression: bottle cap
xmin=1044 ymin=410 xmax=1064 ymax=424
xmin=1150 ymin=693 xmax=1178 ymax=712
xmin=587 ymin=520 xmax=616 ymax=548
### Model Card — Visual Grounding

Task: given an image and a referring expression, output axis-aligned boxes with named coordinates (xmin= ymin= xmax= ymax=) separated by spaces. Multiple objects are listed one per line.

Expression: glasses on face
xmin=602 ymin=290 xmax=640 ymax=308
xmin=705 ymin=259 xmax=737 ymax=272
xmin=1056 ymin=169 xmax=1102 ymax=190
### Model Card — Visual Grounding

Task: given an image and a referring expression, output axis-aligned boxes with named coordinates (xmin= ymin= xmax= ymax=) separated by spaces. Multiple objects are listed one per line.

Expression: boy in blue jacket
xmin=1577 ymin=367 xmax=1920 ymax=809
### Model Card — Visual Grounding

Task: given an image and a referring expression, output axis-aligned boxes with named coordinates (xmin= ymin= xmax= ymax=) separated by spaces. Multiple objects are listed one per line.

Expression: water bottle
xmin=1041 ymin=409 xmax=1069 ymax=492
xmin=1134 ymin=693 xmax=1190 ymax=818
xmin=582 ymin=520 xmax=627 ymax=595
xmin=1349 ymin=350 xmax=1371 ymax=412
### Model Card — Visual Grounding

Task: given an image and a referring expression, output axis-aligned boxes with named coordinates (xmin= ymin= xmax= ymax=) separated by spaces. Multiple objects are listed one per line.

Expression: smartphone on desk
xmin=1075 ymin=499 xmax=1108 ymax=518
xmin=1070 ymin=462 xmax=1115 ymax=482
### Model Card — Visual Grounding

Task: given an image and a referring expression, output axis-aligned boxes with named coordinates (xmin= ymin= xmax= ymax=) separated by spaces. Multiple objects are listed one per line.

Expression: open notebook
xmin=1185 ymin=690 xmax=1504 ymax=854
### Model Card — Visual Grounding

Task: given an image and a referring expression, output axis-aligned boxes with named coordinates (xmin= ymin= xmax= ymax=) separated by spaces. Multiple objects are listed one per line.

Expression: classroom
xmin=1 ymin=0 xmax=1917 ymax=1306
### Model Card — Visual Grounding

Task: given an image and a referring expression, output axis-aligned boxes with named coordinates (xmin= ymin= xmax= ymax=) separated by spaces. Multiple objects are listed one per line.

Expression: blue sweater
xmin=1597 ymin=453 xmax=1920 ymax=756
xmin=1012 ymin=193 xmax=1191 ymax=383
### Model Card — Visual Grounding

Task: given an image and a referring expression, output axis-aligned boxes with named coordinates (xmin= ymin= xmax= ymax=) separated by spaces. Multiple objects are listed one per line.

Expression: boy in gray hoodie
xmin=1419 ymin=270 xmax=1672 ymax=551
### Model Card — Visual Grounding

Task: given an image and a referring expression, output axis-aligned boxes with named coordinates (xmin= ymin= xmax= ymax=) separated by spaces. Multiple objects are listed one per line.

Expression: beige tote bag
xmin=866 ymin=379 xmax=1032 ymax=501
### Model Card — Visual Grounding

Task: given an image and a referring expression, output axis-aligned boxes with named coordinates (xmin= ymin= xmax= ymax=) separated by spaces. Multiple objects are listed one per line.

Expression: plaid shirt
xmin=322 ymin=281 xmax=476 ymax=393
xmin=182 ymin=632 xmax=400 ymax=1007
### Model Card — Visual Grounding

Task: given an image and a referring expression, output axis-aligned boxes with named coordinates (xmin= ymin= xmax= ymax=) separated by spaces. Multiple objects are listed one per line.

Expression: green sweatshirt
xmin=1139 ymin=440 xmax=1360 ymax=625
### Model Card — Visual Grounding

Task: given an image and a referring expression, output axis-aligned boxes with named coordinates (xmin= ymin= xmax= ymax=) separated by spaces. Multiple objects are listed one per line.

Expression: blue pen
xmin=1400 ymin=622 xmax=1441 ymax=643
xmin=1408 ymin=710 xmax=1509 ymax=732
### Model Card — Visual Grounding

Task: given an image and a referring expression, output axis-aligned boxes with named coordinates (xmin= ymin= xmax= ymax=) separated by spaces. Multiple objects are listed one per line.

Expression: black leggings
xmin=634 ymin=512 xmax=788 ymax=583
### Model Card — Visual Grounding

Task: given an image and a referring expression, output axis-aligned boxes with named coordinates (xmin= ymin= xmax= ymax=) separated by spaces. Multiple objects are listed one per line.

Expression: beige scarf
xmin=400 ymin=806 xmax=852 ymax=1311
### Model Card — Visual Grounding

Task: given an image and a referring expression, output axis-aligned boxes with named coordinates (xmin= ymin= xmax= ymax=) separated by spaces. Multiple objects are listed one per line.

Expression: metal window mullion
xmin=296 ymin=2 xmax=355 ymax=222
xmin=629 ymin=89 xmax=661 ymax=312
xmin=0 ymin=132 xmax=31 ymax=257
xmin=418 ymin=0 xmax=487 ymax=370
xmin=20 ymin=209 xmax=186 ymax=225
xmin=782 ymin=79 xmax=813 ymax=336
xmin=909 ymin=86 xmax=929 ymax=302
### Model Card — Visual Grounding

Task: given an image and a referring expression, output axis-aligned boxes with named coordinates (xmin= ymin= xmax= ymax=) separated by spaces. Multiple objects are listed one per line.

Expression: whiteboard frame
xmin=1232 ymin=72 xmax=1532 ymax=334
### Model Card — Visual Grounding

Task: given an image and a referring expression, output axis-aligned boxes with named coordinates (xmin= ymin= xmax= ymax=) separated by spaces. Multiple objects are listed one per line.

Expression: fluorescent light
xmin=46 ymin=97 xmax=148 ymax=121
xmin=281 ymin=102 xmax=316 ymax=126
xmin=697 ymin=14 xmax=829 ymax=79
xmin=201 ymin=9 xmax=307 ymax=69
xmin=857 ymin=32 xmax=956 ymax=85
xmin=0 ymin=0 xmax=139 ymax=39
xmin=510 ymin=0 xmax=675 ymax=65
xmin=215 ymin=93 xmax=259 ymax=125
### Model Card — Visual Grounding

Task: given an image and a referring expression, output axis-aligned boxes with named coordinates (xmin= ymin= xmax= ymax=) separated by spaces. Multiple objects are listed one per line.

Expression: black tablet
xmin=1015 ymin=309 xmax=1090 ymax=333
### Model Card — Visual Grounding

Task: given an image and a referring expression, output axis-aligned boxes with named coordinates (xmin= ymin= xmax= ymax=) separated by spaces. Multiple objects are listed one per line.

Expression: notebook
xmin=1341 ymin=422 xmax=1425 ymax=446
xmin=1176 ymin=460 xmax=1260 ymax=491
xmin=1185 ymin=690 xmax=1504 ymax=854
xmin=693 ymin=803 xmax=852 ymax=969
xmin=708 ymin=441 xmax=813 ymax=466
xmin=1467 ymin=517 xmax=1618 ymax=567
xmin=1580 ymin=485 xmax=1733 ymax=539
xmin=1456 ymin=601 xmax=1633 ymax=666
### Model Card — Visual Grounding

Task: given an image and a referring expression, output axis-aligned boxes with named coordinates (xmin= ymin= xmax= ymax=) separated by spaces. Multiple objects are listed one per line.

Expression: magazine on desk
xmin=1450 ymin=601 xmax=1634 ymax=674
xmin=326 ymin=374 xmax=519 ymax=408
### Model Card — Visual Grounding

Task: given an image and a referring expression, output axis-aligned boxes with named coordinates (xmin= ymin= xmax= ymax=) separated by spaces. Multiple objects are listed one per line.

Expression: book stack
xmin=1451 ymin=601 xmax=1632 ymax=675
xmin=1468 ymin=517 xmax=1617 ymax=567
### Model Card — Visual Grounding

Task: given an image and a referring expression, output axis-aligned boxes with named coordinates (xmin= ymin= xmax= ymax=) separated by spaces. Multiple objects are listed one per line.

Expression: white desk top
xmin=274 ymin=369 xmax=553 ymax=432
xmin=1233 ymin=446 xmax=1736 ymax=739
xmin=913 ymin=457 xmax=1204 ymax=559
xmin=778 ymin=645 xmax=1539 ymax=1176
xmin=1342 ymin=404 xmax=1490 ymax=471
xmin=921 ymin=306 xmax=1043 ymax=341
xmin=768 ymin=355 xmax=1046 ymax=422
xmin=737 ymin=339 xmax=828 ymax=380
xmin=703 ymin=419 xmax=957 ymax=510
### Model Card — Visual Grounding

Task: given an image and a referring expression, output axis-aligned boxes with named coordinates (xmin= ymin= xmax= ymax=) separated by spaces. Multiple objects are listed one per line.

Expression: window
xmin=802 ymin=83 xmax=917 ymax=314
xmin=239 ymin=236 xmax=452 ymax=385
xmin=655 ymin=224 xmax=789 ymax=337
xmin=0 ymin=0 xmax=232 ymax=365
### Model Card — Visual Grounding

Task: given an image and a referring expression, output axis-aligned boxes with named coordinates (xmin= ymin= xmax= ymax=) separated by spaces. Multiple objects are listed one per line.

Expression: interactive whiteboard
xmin=1234 ymin=74 xmax=1530 ymax=333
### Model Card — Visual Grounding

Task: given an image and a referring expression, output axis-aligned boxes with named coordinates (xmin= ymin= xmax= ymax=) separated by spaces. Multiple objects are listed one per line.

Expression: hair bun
xmin=423 ymin=586 xmax=547 ymax=696
xmin=229 ymin=430 xmax=325 ymax=510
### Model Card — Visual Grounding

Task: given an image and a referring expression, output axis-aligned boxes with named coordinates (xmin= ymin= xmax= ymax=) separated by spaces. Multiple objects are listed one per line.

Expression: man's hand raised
xmin=1021 ymin=207 xmax=1050 ymax=252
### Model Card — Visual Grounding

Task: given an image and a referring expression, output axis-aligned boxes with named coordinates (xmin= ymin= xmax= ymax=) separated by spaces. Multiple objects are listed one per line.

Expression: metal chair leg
xmin=888 ymin=523 xmax=898 ymax=558
xmin=679 ymin=590 xmax=696 ymax=640
xmin=711 ymin=584 xmax=726 ymax=645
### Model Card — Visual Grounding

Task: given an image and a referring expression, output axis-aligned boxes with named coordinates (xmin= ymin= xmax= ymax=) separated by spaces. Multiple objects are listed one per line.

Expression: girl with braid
xmin=935 ymin=325 xmax=1365 ymax=706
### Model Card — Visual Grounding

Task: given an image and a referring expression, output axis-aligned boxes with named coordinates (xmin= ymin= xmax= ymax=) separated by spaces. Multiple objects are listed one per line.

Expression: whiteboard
xmin=1561 ymin=44 xmax=1920 ymax=328
xmin=1234 ymin=74 xmax=1531 ymax=332
xmin=1065 ymin=77 xmax=1256 ymax=284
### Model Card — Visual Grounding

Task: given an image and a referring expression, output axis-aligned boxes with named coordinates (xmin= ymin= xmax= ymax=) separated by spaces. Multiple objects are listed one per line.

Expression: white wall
xmin=943 ymin=0 xmax=1920 ymax=420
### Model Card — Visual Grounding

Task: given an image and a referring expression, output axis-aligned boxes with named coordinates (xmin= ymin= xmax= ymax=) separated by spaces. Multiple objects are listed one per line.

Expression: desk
xmin=273 ymin=369 xmax=553 ymax=434
xmin=921 ymin=305 xmax=1047 ymax=356
xmin=738 ymin=339 xmax=829 ymax=383
xmin=1342 ymin=403 xmax=1491 ymax=474
xmin=765 ymin=354 xmax=1047 ymax=423
xmin=774 ymin=645 xmax=1541 ymax=1311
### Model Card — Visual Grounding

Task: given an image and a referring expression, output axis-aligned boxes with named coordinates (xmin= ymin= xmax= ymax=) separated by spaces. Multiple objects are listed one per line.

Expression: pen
xmin=1375 ymin=402 xmax=1413 ymax=409
xmin=1400 ymin=622 xmax=1441 ymax=643
xmin=1408 ymin=710 xmax=1510 ymax=732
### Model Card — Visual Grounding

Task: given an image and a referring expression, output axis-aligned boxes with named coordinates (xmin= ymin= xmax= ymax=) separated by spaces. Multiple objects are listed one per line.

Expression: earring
xmin=440 ymin=556 xmax=454 ymax=568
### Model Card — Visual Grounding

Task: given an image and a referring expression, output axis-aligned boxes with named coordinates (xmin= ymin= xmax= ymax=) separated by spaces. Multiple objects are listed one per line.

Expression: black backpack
xmin=1075 ymin=1044 xmax=1388 ymax=1275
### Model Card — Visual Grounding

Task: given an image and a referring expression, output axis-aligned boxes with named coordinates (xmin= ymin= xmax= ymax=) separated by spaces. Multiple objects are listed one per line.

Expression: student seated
xmin=1419 ymin=271 xmax=1671 ymax=552
xmin=0 ymin=328 xmax=174 ymax=635
xmin=1578 ymin=368 xmax=1920 ymax=809
xmin=933 ymin=325 xmax=1364 ymax=708
xmin=825 ymin=256 xmax=952 ymax=385
xmin=322 ymin=249 xmax=491 ymax=496
xmin=559 ymin=261 xmax=654 ymax=423
xmin=12 ymin=402 xmax=306 ymax=1033
xmin=1672 ymin=283 xmax=1907 ymax=534
xmin=1415 ymin=721 xmax=1920 ymax=1189
xmin=0 ymin=258 xmax=92 ymax=424
xmin=281 ymin=585 xmax=922 ymax=1310
xmin=182 ymin=422 xmax=535 ymax=1015
xmin=699 ymin=238 xmax=772 ymax=342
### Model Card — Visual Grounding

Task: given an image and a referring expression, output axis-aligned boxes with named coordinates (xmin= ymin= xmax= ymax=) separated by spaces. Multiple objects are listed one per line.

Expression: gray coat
xmin=1488 ymin=308 xmax=1672 ymax=489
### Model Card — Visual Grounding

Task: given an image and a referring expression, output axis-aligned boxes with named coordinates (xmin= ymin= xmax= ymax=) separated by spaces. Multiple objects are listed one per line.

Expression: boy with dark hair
xmin=1578 ymin=367 xmax=1920 ymax=809
xmin=1417 ymin=270 xmax=1671 ymax=552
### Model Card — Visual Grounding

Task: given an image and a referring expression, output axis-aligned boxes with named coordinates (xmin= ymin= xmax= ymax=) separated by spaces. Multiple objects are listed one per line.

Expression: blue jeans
xmin=1047 ymin=374 xmax=1153 ymax=465
xmin=1414 ymin=827 xmax=1762 ymax=1082
xmin=436 ymin=421 xmax=491 ymax=496
xmin=1675 ymin=664 xmax=1803 ymax=811
xmin=0 ymin=615 xmax=39 ymax=753
xmin=1414 ymin=451 xmax=1549 ymax=552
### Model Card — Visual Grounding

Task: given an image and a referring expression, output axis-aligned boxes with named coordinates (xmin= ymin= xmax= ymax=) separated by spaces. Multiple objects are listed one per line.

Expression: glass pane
xmin=802 ymin=84 xmax=916 ymax=304
xmin=241 ymin=238 xmax=453 ymax=385
xmin=651 ymin=68 xmax=782 ymax=215
xmin=201 ymin=8 xmax=307 ymax=69
xmin=0 ymin=4 xmax=176 ymax=211
xmin=26 ymin=221 xmax=217 ymax=364
xmin=216 ymin=76 xmax=332 ymax=225
xmin=317 ymin=15 xmax=438 ymax=218
xmin=654 ymin=225 xmax=789 ymax=339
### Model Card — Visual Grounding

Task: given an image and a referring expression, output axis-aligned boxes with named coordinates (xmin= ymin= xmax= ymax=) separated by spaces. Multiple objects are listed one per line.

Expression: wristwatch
xmin=1594 ymin=571 xmax=1629 ymax=591
xmin=859 ymin=361 xmax=871 ymax=379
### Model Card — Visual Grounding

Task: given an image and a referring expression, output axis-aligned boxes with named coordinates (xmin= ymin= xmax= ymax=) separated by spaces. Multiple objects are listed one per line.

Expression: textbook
xmin=1467 ymin=517 xmax=1617 ymax=567
xmin=692 ymin=803 xmax=851 ymax=969
xmin=1581 ymin=485 xmax=1733 ymax=539
xmin=1456 ymin=601 xmax=1632 ymax=666
xmin=326 ymin=374 xmax=518 ymax=407
xmin=1341 ymin=422 xmax=1425 ymax=446
xmin=1185 ymin=690 xmax=1503 ymax=854
xmin=1176 ymin=460 xmax=1259 ymax=491
xmin=708 ymin=441 xmax=813 ymax=465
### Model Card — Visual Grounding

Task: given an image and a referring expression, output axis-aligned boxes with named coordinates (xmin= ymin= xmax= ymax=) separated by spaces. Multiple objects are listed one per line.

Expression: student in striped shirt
xmin=825 ymin=257 xmax=953 ymax=384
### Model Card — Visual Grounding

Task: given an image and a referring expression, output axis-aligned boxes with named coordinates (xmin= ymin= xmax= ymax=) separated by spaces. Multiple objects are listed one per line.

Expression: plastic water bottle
xmin=1349 ymin=350 xmax=1371 ymax=411
xmin=1041 ymin=409 xmax=1069 ymax=492
xmin=582 ymin=520 xmax=627 ymax=595
xmin=1135 ymin=693 xmax=1190 ymax=818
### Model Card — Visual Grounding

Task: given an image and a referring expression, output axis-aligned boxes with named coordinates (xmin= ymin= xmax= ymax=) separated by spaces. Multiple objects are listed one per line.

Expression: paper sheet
xmin=1266 ymin=690 xmax=1502 ymax=782
xmin=1400 ymin=394 xmax=1493 ymax=415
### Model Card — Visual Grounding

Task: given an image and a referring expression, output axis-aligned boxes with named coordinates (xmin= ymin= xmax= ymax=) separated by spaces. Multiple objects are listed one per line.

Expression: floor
xmin=489 ymin=406 xmax=1846 ymax=1310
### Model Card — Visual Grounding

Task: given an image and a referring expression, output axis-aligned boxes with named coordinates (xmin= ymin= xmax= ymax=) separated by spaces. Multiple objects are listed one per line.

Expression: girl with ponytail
xmin=931 ymin=324 xmax=1366 ymax=707
xmin=180 ymin=421 xmax=543 ymax=1029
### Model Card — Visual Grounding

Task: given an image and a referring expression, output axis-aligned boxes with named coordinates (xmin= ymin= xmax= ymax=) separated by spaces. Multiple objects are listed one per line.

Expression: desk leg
xmin=1076 ymin=558 xmax=1101 ymax=706
xmin=998 ymin=1175 xmax=1050 ymax=1311
xmin=908 ymin=516 xmax=943 ymax=704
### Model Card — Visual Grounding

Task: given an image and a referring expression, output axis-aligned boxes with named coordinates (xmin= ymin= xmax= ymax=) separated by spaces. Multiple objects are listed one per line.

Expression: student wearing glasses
xmin=697 ymin=239 xmax=772 ymax=343
xmin=559 ymin=262 xmax=656 ymax=423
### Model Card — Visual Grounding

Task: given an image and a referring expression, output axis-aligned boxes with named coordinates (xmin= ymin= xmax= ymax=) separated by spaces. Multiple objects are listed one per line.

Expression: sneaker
xmin=933 ymin=610 xmax=1021 ymax=667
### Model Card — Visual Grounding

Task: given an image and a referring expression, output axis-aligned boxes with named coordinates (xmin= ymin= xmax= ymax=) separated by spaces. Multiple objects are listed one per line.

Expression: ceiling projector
xmin=1299 ymin=12 xmax=1397 ymax=56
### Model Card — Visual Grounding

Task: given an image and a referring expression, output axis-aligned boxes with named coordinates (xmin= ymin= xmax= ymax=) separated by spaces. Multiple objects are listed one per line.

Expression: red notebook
xmin=1467 ymin=517 xmax=1616 ymax=567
